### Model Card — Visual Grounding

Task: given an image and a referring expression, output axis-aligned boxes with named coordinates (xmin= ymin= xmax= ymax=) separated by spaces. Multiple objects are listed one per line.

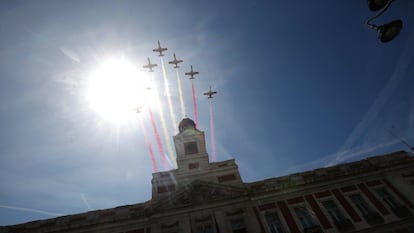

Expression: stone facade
xmin=1 ymin=118 xmax=414 ymax=233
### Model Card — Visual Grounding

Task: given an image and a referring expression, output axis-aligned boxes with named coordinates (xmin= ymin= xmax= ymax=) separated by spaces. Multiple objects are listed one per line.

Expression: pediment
xmin=151 ymin=180 xmax=247 ymax=211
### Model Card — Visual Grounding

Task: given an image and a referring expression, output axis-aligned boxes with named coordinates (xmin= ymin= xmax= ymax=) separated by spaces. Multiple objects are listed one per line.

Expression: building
xmin=1 ymin=118 xmax=414 ymax=233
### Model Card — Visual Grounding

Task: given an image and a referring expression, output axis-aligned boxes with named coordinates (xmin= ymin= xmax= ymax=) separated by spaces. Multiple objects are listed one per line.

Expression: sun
xmin=86 ymin=58 xmax=150 ymax=123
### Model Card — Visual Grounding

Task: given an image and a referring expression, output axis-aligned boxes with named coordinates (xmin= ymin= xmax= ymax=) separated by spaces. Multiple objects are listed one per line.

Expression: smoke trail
xmin=209 ymin=100 xmax=217 ymax=161
xmin=80 ymin=193 xmax=92 ymax=211
xmin=175 ymin=69 xmax=186 ymax=118
xmin=139 ymin=116 xmax=159 ymax=172
xmin=148 ymin=105 xmax=169 ymax=170
xmin=149 ymin=73 xmax=176 ymax=167
xmin=0 ymin=205 xmax=64 ymax=217
xmin=332 ymin=31 xmax=414 ymax=164
xmin=192 ymin=80 xmax=198 ymax=126
xmin=160 ymin=58 xmax=178 ymax=128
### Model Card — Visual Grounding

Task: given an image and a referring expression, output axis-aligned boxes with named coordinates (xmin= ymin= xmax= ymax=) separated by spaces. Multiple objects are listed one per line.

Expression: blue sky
xmin=1 ymin=0 xmax=413 ymax=225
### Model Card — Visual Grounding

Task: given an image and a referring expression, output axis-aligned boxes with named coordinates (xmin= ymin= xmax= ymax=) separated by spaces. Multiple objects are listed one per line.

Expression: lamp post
xmin=366 ymin=0 xmax=403 ymax=43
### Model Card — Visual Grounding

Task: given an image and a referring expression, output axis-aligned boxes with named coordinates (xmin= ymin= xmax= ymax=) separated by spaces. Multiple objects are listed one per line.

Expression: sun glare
xmin=86 ymin=59 xmax=150 ymax=123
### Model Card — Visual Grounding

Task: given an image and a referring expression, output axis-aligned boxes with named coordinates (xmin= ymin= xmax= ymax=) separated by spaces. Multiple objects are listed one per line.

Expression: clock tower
xmin=151 ymin=118 xmax=243 ymax=200
xmin=174 ymin=118 xmax=210 ymax=171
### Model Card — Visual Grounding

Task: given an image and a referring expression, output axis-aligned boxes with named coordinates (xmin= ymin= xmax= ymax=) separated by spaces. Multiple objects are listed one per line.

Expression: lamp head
xmin=367 ymin=0 xmax=390 ymax=11
xmin=377 ymin=19 xmax=403 ymax=43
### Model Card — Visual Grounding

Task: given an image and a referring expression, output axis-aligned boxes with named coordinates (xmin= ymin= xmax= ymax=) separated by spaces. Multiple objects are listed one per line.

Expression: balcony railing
xmin=333 ymin=218 xmax=355 ymax=232
xmin=363 ymin=212 xmax=384 ymax=225
xmin=304 ymin=225 xmax=323 ymax=233
xmin=391 ymin=205 xmax=412 ymax=218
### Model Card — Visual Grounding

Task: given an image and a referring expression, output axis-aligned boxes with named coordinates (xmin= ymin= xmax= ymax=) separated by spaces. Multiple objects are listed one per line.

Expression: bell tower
xmin=173 ymin=118 xmax=210 ymax=171
xmin=151 ymin=118 xmax=243 ymax=200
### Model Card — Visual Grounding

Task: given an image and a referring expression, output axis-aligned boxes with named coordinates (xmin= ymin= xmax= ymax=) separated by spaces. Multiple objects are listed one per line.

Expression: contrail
xmin=286 ymin=140 xmax=399 ymax=173
xmin=0 ymin=205 xmax=64 ymax=217
xmin=59 ymin=47 xmax=80 ymax=63
xmin=175 ymin=69 xmax=186 ymax=118
xmin=80 ymin=193 xmax=92 ymax=211
xmin=209 ymin=100 xmax=217 ymax=161
xmin=148 ymin=104 xmax=169 ymax=170
xmin=149 ymin=72 xmax=176 ymax=167
xmin=160 ymin=58 xmax=178 ymax=129
xmin=331 ymin=30 xmax=414 ymax=165
xmin=191 ymin=80 xmax=198 ymax=126
xmin=138 ymin=116 xmax=159 ymax=172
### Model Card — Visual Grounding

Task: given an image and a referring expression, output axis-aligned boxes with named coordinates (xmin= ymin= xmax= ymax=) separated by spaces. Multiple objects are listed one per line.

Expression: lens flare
xmin=86 ymin=59 xmax=149 ymax=123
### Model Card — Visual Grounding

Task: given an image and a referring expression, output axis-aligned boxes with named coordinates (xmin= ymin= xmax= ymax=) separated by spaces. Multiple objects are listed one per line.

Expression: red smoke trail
xmin=148 ymin=105 xmax=169 ymax=170
xmin=139 ymin=117 xmax=159 ymax=172
xmin=209 ymin=100 xmax=217 ymax=161
xmin=148 ymin=72 xmax=176 ymax=167
xmin=192 ymin=80 xmax=198 ymax=126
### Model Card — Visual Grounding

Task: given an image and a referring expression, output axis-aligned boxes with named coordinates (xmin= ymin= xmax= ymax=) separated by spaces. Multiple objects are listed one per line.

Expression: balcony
xmin=363 ymin=212 xmax=384 ymax=225
xmin=333 ymin=219 xmax=355 ymax=232
xmin=304 ymin=225 xmax=323 ymax=233
xmin=391 ymin=206 xmax=412 ymax=218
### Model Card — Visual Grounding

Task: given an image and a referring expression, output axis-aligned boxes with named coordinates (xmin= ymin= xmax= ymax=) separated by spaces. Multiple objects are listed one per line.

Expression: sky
xmin=0 ymin=0 xmax=413 ymax=226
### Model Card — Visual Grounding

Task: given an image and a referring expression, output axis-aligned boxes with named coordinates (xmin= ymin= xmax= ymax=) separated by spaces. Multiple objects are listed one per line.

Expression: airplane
xmin=185 ymin=65 xmax=199 ymax=79
xmin=142 ymin=57 xmax=157 ymax=72
xmin=168 ymin=53 xmax=183 ymax=68
xmin=203 ymin=86 xmax=217 ymax=99
xmin=152 ymin=40 xmax=168 ymax=56
xmin=132 ymin=106 xmax=142 ymax=113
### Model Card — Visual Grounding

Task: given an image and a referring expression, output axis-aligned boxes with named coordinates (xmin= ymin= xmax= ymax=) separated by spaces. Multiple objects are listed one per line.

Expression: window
xmin=265 ymin=212 xmax=285 ymax=233
xmin=293 ymin=206 xmax=316 ymax=229
xmin=322 ymin=200 xmax=346 ymax=223
xmin=230 ymin=218 xmax=247 ymax=233
xmin=126 ymin=229 xmax=145 ymax=233
xmin=322 ymin=200 xmax=354 ymax=231
xmin=217 ymin=174 xmax=237 ymax=183
xmin=157 ymin=186 xmax=168 ymax=193
xmin=375 ymin=188 xmax=412 ymax=218
xmin=157 ymin=184 xmax=175 ymax=193
xmin=161 ymin=221 xmax=179 ymax=233
xmin=189 ymin=162 xmax=199 ymax=169
xmin=349 ymin=193 xmax=384 ymax=225
xmin=349 ymin=194 xmax=374 ymax=215
xmin=375 ymin=188 xmax=400 ymax=209
xmin=184 ymin=142 xmax=198 ymax=155
xmin=196 ymin=224 xmax=213 ymax=233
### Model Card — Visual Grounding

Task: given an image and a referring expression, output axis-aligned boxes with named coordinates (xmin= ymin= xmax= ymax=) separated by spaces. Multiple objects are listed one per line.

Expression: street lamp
xmin=366 ymin=0 xmax=403 ymax=43
xmin=367 ymin=0 xmax=390 ymax=11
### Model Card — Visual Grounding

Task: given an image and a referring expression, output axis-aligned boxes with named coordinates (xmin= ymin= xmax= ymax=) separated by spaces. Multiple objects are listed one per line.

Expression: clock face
xmin=184 ymin=142 xmax=198 ymax=155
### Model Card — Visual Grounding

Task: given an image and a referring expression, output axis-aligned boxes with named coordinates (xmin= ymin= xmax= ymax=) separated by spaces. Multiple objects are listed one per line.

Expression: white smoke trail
xmin=0 ymin=205 xmax=64 ymax=217
xmin=331 ymin=31 xmax=414 ymax=165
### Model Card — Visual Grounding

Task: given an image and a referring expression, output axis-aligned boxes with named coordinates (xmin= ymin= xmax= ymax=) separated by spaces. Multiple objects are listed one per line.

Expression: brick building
xmin=1 ymin=118 xmax=414 ymax=233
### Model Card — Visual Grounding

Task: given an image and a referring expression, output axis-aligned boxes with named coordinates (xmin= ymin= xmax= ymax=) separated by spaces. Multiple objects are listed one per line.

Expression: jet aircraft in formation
xmin=185 ymin=65 xmax=199 ymax=79
xmin=168 ymin=53 xmax=183 ymax=68
xmin=152 ymin=40 xmax=168 ymax=56
xmin=143 ymin=57 xmax=157 ymax=72
xmin=203 ymin=86 xmax=217 ymax=99
xmin=134 ymin=106 xmax=143 ymax=113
